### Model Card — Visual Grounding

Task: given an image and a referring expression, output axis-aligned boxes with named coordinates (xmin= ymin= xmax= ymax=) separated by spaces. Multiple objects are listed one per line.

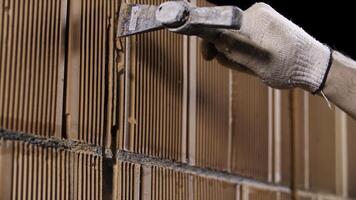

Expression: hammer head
xmin=117 ymin=1 xmax=243 ymax=38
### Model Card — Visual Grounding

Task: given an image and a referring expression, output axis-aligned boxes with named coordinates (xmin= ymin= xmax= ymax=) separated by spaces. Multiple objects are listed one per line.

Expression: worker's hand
xmin=202 ymin=3 xmax=332 ymax=93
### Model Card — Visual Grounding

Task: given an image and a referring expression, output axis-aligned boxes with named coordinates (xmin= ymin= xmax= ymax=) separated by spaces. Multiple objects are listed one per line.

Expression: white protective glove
xmin=203 ymin=3 xmax=332 ymax=93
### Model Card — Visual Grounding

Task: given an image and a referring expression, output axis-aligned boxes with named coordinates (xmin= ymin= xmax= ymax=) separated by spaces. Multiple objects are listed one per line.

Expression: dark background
xmin=208 ymin=0 xmax=355 ymax=58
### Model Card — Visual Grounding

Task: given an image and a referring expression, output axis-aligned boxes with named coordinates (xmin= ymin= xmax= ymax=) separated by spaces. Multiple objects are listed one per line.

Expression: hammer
xmin=117 ymin=1 xmax=243 ymax=40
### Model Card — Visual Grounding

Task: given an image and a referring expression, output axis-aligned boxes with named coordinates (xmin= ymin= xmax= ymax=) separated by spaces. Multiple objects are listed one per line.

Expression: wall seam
xmin=2 ymin=128 xmax=354 ymax=199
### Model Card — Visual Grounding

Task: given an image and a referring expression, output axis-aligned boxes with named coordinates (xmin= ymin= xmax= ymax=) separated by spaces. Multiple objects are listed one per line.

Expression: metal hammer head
xmin=155 ymin=1 xmax=190 ymax=28
xmin=117 ymin=1 xmax=243 ymax=38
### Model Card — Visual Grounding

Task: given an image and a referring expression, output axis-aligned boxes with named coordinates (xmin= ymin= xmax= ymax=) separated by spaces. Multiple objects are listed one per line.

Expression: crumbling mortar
xmin=1 ymin=130 xmax=351 ymax=199
xmin=0 ymin=128 xmax=290 ymax=192
xmin=4 ymin=129 xmax=347 ymax=198
xmin=0 ymin=129 xmax=104 ymax=156
xmin=116 ymin=150 xmax=356 ymax=199
xmin=116 ymin=150 xmax=291 ymax=193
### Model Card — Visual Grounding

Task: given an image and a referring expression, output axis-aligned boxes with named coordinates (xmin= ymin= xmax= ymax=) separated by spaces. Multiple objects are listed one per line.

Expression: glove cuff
xmin=291 ymin=35 xmax=332 ymax=93
xmin=313 ymin=47 xmax=333 ymax=94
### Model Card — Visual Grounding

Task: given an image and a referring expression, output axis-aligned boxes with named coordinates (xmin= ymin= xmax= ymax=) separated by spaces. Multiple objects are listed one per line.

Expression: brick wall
xmin=0 ymin=0 xmax=355 ymax=199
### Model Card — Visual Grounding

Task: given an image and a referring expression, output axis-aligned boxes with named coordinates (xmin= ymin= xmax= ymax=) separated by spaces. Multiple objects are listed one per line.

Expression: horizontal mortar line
xmin=116 ymin=150 xmax=291 ymax=193
xmin=117 ymin=151 xmax=355 ymax=199
xmin=0 ymin=128 xmax=103 ymax=156
xmin=297 ymin=190 xmax=355 ymax=200
xmin=0 ymin=129 xmax=351 ymax=199
xmin=0 ymin=128 xmax=289 ymax=192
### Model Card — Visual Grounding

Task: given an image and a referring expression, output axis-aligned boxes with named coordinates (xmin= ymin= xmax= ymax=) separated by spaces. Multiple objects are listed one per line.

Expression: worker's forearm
xmin=323 ymin=51 xmax=356 ymax=119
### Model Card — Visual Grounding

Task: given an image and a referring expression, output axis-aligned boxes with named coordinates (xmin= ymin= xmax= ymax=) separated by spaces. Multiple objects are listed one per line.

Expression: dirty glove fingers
xmin=213 ymin=30 xmax=271 ymax=72
xmin=200 ymin=39 xmax=256 ymax=75
xmin=215 ymin=52 xmax=256 ymax=75
xmin=201 ymin=40 xmax=218 ymax=61
xmin=200 ymin=28 xmax=270 ymax=72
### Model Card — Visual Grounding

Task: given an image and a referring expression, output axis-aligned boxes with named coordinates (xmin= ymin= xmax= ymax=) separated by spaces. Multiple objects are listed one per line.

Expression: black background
xmin=208 ymin=0 xmax=355 ymax=58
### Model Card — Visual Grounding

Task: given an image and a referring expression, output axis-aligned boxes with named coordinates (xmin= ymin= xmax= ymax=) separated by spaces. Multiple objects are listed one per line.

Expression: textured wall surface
xmin=0 ymin=0 xmax=65 ymax=137
xmin=125 ymin=0 xmax=185 ymax=161
xmin=1 ymin=0 xmax=356 ymax=199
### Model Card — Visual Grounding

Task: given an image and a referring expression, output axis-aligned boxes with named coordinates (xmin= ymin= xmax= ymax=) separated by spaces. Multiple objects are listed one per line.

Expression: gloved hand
xmin=202 ymin=3 xmax=332 ymax=93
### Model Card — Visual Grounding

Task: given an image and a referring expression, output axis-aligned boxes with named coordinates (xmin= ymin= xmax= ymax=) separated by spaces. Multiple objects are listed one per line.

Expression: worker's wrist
xmin=322 ymin=51 xmax=356 ymax=118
